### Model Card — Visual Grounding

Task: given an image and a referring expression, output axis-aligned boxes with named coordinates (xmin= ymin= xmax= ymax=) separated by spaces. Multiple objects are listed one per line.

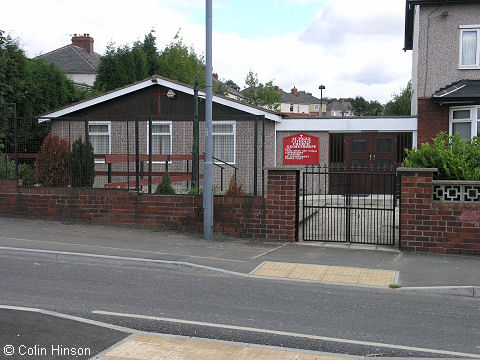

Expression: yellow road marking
xmin=253 ymin=262 xmax=398 ymax=287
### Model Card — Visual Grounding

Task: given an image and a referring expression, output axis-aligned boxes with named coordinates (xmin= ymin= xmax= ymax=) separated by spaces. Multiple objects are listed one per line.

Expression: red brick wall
xmin=0 ymin=169 xmax=298 ymax=242
xmin=400 ymin=169 xmax=480 ymax=255
xmin=417 ymin=98 xmax=449 ymax=145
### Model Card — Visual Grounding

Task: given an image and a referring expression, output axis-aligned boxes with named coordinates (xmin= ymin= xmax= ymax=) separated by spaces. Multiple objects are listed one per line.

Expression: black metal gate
xmin=302 ymin=166 xmax=398 ymax=245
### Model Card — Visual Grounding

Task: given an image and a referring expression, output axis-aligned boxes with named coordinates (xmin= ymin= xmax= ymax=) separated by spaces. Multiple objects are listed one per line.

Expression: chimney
xmin=274 ymin=86 xmax=279 ymax=92
xmin=291 ymin=86 xmax=297 ymax=96
xmin=72 ymin=33 xmax=94 ymax=53
xmin=212 ymin=73 xmax=218 ymax=80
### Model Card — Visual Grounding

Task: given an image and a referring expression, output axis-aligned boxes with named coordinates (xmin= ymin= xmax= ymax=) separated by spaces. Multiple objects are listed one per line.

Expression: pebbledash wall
xmin=0 ymin=168 xmax=298 ymax=242
xmin=399 ymin=168 xmax=480 ymax=255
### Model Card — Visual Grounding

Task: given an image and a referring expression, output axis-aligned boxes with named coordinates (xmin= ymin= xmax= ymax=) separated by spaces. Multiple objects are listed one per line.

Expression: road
xmin=0 ymin=253 xmax=479 ymax=358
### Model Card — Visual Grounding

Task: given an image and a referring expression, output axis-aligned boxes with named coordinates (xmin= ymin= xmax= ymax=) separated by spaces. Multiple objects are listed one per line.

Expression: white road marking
xmin=92 ymin=310 xmax=480 ymax=358
xmin=0 ymin=235 xmax=245 ymax=263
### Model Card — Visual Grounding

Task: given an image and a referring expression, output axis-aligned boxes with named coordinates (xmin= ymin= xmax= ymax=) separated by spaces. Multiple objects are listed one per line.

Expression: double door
xmin=345 ymin=134 xmax=396 ymax=170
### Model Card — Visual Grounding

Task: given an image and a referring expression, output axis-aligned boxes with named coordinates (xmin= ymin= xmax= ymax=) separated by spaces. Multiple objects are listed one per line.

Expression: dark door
xmin=343 ymin=134 xmax=397 ymax=194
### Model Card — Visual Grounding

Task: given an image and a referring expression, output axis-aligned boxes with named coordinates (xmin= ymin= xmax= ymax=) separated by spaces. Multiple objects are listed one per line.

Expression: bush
xmin=0 ymin=154 xmax=35 ymax=185
xmin=225 ymin=175 xmax=243 ymax=196
xmin=403 ymin=132 xmax=480 ymax=180
xmin=155 ymin=171 xmax=176 ymax=194
xmin=34 ymin=133 xmax=70 ymax=186
xmin=70 ymin=137 xmax=95 ymax=187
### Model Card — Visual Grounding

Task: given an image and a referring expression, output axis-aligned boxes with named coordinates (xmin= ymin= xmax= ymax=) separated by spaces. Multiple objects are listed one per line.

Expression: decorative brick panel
xmin=398 ymin=168 xmax=480 ymax=255
xmin=0 ymin=169 xmax=299 ymax=242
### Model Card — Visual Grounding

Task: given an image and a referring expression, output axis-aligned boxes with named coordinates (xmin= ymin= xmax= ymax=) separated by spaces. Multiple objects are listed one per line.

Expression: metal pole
xmin=135 ymin=118 xmax=139 ymax=192
xmin=193 ymin=77 xmax=199 ymax=190
xmin=261 ymin=115 xmax=265 ymax=198
xmin=13 ymin=104 xmax=18 ymax=182
xmin=84 ymin=117 xmax=90 ymax=186
xmin=148 ymin=116 xmax=152 ymax=194
xmin=203 ymin=0 xmax=214 ymax=240
xmin=253 ymin=116 xmax=258 ymax=197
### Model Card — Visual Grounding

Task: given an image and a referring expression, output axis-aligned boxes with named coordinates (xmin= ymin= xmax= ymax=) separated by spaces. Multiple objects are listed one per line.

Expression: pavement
xmin=0 ymin=217 xmax=478 ymax=297
xmin=0 ymin=306 xmax=366 ymax=360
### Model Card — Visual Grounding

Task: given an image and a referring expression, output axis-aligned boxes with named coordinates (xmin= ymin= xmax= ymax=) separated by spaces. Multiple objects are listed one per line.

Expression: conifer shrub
xmin=34 ymin=133 xmax=69 ymax=186
xmin=70 ymin=136 xmax=95 ymax=187
xmin=225 ymin=175 xmax=243 ymax=196
xmin=155 ymin=171 xmax=176 ymax=194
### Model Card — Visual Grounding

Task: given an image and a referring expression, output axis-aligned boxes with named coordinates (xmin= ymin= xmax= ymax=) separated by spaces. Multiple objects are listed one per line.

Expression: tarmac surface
xmin=0 ymin=217 xmax=478 ymax=295
xmin=0 ymin=217 xmax=479 ymax=359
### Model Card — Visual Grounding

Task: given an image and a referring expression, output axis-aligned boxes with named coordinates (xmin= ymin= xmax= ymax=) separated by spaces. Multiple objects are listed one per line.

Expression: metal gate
xmin=301 ymin=166 xmax=398 ymax=245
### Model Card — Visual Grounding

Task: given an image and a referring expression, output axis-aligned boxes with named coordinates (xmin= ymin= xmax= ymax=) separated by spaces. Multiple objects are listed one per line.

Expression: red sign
xmin=283 ymin=133 xmax=319 ymax=165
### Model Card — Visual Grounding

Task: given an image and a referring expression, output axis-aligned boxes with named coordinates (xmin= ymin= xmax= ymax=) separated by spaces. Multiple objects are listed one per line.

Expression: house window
xmin=314 ymin=104 xmax=319 ymax=110
xmin=459 ymin=26 xmax=480 ymax=68
xmin=289 ymin=104 xmax=294 ymax=112
xmin=213 ymin=121 xmax=235 ymax=164
xmin=148 ymin=122 xmax=172 ymax=155
xmin=88 ymin=121 xmax=111 ymax=163
xmin=450 ymin=106 xmax=480 ymax=139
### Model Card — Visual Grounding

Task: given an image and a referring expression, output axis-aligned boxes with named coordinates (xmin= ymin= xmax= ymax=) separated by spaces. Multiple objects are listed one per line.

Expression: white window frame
xmin=314 ymin=104 xmax=319 ymax=110
xmin=212 ymin=121 xmax=236 ymax=165
xmin=147 ymin=121 xmax=172 ymax=163
xmin=459 ymin=25 xmax=480 ymax=69
xmin=88 ymin=121 xmax=111 ymax=163
xmin=449 ymin=106 xmax=480 ymax=138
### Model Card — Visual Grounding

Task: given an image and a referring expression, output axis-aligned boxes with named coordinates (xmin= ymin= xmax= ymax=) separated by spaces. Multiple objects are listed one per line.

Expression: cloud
xmin=1 ymin=0 xmax=411 ymax=103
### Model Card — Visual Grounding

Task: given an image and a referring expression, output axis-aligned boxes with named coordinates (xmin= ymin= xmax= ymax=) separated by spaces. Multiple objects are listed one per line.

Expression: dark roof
xmin=326 ymin=100 xmax=353 ymax=112
xmin=36 ymin=45 xmax=101 ymax=74
xmin=404 ymin=0 xmax=480 ymax=51
xmin=279 ymin=90 xmax=321 ymax=104
xmin=432 ymin=80 xmax=480 ymax=103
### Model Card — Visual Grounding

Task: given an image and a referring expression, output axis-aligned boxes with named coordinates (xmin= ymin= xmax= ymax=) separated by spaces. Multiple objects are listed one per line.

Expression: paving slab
xmin=99 ymin=334 xmax=352 ymax=360
xmin=252 ymin=261 xmax=398 ymax=287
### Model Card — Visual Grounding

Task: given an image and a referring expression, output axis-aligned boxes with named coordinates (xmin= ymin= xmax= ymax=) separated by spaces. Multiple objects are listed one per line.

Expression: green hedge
xmin=0 ymin=154 xmax=35 ymax=185
xmin=403 ymin=132 xmax=480 ymax=180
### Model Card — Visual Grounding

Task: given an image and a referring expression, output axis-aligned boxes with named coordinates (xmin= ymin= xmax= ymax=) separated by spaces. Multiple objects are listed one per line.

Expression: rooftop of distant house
xmin=36 ymin=33 xmax=101 ymax=74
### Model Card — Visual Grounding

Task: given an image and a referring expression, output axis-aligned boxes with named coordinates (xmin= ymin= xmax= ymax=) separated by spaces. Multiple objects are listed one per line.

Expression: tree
xmin=158 ymin=31 xmax=206 ymax=88
xmin=243 ymin=70 xmax=281 ymax=112
xmin=224 ymin=79 xmax=240 ymax=91
xmin=384 ymin=81 xmax=412 ymax=116
xmin=0 ymin=30 xmax=90 ymax=153
xmin=94 ymin=30 xmax=206 ymax=91
xmin=70 ymin=136 xmax=95 ymax=187
xmin=350 ymin=96 xmax=384 ymax=116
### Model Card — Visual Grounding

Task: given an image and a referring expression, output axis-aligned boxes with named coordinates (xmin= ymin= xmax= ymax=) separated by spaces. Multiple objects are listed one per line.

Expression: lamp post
xmin=319 ymin=85 xmax=325 ymax=117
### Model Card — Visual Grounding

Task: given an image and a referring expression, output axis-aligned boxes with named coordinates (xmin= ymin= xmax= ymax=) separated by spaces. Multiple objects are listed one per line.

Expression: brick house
xmin=404 ymin=0 xmax=480 ymax=144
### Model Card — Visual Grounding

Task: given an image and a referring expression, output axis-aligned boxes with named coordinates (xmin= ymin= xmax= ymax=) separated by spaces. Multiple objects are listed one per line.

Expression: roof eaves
xmin=39 ymin=75 xmax=282 ymax=122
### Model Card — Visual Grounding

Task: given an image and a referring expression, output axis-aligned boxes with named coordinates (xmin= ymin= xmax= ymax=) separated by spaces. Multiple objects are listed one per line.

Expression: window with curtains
xmin=460 ymin=26 xmax=480 ymax=68
xmin=148 ymin=122 xmax=172 ymax=156
xmin=450 ymin=106 xmax=480 ymax=139
xmin=212 ymin=121 xmax=235 ymax=164
xmin=88 ymin=122 xmax=110 ymax=163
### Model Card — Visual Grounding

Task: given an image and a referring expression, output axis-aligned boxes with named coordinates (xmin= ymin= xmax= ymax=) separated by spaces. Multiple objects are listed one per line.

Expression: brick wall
xmin=399 ymin=168 xmax=480 ymax=255
xmin=0 ymin=169 xmax=298 ymax=242
xmin=417 ymin=98 xmax=449 ymax=145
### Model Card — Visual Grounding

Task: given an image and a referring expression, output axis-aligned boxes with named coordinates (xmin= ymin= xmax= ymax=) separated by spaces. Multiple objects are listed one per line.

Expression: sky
xmin=1 ymin=0 xmax=411 ymax=103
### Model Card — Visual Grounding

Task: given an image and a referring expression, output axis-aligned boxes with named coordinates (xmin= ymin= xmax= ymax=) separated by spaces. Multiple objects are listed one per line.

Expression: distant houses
xmin=36 ymin=34 xmax=100 ymax=88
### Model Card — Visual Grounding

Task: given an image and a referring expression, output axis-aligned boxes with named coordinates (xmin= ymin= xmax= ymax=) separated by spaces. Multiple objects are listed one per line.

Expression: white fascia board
xmin=276 ymin=117 xmax=418 ymax=132
xmin=39 ymin=77 xmax=282 ymax=123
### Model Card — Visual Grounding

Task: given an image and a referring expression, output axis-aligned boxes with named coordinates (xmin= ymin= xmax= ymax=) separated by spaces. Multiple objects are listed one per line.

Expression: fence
xmin=0 ymin=109 xmax=268 ymax=196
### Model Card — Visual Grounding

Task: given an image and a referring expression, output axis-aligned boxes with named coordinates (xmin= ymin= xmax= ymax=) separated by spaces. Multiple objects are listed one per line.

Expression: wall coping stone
xmin=433 ymin=180 xmax=480 ymax=185
xmin=265 ymin=167 xmax=302 ymax=171
xmin=397 ymin=167 xmax=438 ymax=173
